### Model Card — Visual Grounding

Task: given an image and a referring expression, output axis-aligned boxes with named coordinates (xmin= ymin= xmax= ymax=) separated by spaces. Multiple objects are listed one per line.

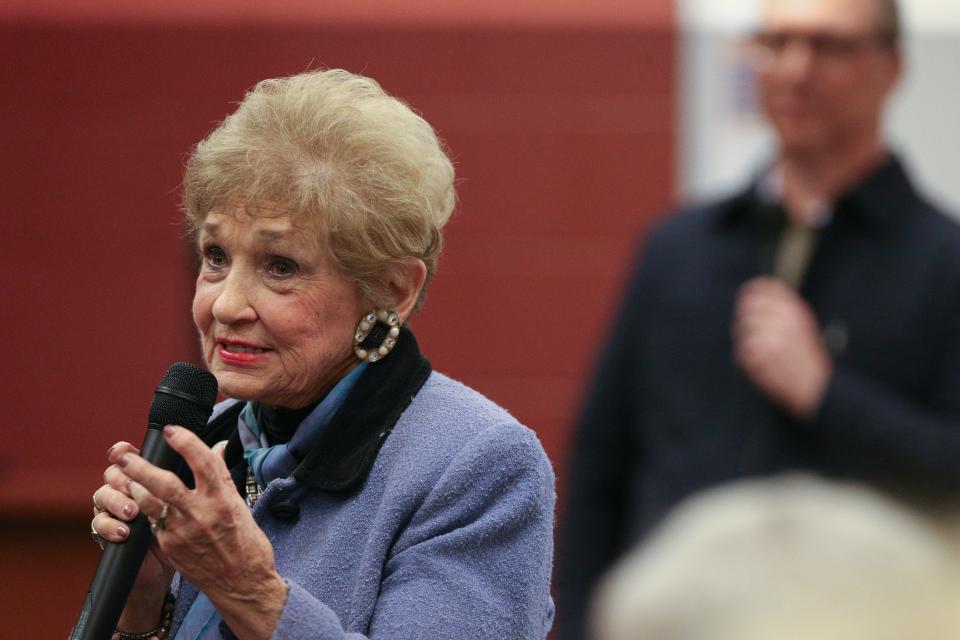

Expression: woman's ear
xmin=387 ymin=257 xmax=428 ymax=324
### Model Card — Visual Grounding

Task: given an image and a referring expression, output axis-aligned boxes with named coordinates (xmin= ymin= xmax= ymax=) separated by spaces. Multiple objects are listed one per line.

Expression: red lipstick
xmin=216 ymin=339 xmax=272 ymax=365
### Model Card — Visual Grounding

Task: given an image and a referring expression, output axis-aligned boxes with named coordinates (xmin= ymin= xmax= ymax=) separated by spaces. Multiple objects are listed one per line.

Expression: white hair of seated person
xmin=590 ymin=474 xmax=960 ymax=640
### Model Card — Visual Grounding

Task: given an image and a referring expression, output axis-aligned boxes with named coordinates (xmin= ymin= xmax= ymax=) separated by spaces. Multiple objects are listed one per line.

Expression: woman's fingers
xmin=114 ymin=430 xmax=238 ymax=559
xmin=102 ymin=441 xmax=141 ymax=496
xmin=92 ymin=510 xmax=131 ymax=543
xmin=163 ymin=426 xmax=232 ymax=493
xmin=127 ymin=480 xmax=172 ymax=523
xmin=107 ymin=440 xmax=140 ymax=463
xmin=94 ymin=483 xmax=140 ymax=521
xmin=103 ymin=463 xmax=131 ymax=493
xmin=119 ymin=453 xmax=186 ymax=514
xmin=94 ymin=441 xmax=143 ymax=520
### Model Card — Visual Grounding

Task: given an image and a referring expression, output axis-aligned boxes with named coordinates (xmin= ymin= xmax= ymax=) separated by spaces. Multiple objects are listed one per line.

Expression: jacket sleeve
xmin=808 ymin=245 xmax=960 ymax=492
xmin=556 ymin=246 xmax=649 ymax=640
xmin=269 ymin=423 xmax=556 ymax=640
xmin=810 ymin=345 xmax=960 ymax=491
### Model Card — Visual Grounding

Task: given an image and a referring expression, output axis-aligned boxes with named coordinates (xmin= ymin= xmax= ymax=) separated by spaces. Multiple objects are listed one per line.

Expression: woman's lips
xmin=216 ymin=340 xmax=272 ymax=365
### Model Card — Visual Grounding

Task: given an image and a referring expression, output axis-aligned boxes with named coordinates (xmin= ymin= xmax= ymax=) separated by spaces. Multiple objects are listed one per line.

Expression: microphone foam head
xmin=148 ymin=362 xmax=219 ymax=434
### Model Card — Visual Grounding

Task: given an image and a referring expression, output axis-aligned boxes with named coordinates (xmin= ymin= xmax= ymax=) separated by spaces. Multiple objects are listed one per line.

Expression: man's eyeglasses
xmin=743 ymin=30 xmax=894 ymax=69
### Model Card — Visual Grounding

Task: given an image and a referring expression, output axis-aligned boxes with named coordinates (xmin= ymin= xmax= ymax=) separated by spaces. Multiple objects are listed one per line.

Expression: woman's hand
xmin=119 ymin=425 xmax=287 ymax=639
xmin=92 ymin=441 xmax=176 ymax=631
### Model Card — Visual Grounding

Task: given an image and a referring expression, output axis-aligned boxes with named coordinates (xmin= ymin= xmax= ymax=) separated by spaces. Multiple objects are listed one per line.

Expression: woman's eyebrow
xmin=256 ymin=228 xmax=289 ymax=242
xmin=200 ymin=220 xmax=220 ymax=237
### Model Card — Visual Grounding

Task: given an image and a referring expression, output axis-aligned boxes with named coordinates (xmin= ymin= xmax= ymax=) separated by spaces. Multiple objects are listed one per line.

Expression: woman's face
xmin=192 ymin=206 xmax=364 ymax=409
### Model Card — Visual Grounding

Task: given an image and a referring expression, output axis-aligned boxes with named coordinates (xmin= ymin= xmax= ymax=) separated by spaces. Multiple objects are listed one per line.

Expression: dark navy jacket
xmin=557 ymin=157 xmax=960 ymax=639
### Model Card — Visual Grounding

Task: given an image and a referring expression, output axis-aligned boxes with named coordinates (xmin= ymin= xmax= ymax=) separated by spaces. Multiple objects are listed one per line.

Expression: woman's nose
xmin=211 ymin=271 xmax=257 ymax=324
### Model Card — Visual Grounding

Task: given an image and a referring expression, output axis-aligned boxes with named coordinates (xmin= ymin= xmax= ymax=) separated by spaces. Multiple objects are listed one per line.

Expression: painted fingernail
xmin=122 ymin=503 xmax=137 ymax=517
xmin=164 ymin=425 xmax=177 ymax=437
xmin=117 ymin=525 xmax=129 ymax=538
xmin=118 ymin=454 xmax=130 ymax=467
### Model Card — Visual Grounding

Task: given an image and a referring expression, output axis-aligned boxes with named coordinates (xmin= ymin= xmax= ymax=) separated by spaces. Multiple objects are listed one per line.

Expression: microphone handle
xmin=70 ymin=427 xmax=185 ymax=640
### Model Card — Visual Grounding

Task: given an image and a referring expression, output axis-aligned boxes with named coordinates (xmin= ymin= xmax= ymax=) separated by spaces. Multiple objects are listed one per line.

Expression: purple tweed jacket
xmin=171 ymin=332 xmax=555 ymax=639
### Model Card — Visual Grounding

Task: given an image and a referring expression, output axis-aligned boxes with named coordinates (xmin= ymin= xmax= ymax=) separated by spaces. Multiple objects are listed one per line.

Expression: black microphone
xmin=70 ymin=362 xmax=218 ymax=640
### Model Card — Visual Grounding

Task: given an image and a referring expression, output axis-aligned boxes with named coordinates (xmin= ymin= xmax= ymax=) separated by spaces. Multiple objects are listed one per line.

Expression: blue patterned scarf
xmin=239 ymin=362 xmax=367 ymax=488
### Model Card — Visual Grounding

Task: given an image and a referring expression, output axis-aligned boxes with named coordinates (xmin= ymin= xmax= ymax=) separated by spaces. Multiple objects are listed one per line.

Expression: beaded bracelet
xmin=112 ymin=591 xmax=176 ymax=640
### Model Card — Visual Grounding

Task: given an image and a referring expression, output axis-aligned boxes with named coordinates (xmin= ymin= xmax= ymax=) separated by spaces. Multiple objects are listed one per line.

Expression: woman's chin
xmin=214 ymin=371 xmax=273 ymax=403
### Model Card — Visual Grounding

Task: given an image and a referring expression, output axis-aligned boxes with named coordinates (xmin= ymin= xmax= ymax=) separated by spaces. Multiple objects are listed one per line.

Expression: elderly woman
xmin=89 ymin=69 xmax=555 ymax=639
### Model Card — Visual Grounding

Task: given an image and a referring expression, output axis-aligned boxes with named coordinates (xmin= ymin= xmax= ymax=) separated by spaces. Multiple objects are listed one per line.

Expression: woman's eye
xmin=203 ymin=246 xmax=227 ymax=268
xmin=268 ymin=257 xmax=298 ymax=277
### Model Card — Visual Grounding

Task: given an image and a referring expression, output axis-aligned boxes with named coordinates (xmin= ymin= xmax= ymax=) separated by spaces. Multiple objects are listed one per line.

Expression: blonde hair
xmin=592 ymin=474 xmax=960 ymax=640
xmin=182 ymin=68 xmax=456 ymax=310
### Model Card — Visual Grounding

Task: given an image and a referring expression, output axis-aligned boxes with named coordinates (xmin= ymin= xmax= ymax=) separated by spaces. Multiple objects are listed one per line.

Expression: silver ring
xmin=150 ymin=503 xmax=170 ymax=536
xmin=92 ymin=491 xmax=104 ymax=515
xmin=89 ymin=526 xmax=106 ymax=550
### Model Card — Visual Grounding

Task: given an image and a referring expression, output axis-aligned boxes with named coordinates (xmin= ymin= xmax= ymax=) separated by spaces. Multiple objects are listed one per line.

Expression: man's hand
xmin=733 ymin=277 xmax=832 ymax=417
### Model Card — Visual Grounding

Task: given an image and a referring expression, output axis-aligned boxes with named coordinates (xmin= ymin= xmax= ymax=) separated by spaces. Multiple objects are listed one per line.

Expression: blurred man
xmin=558 ymin=0 xmax=960 ymax=637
